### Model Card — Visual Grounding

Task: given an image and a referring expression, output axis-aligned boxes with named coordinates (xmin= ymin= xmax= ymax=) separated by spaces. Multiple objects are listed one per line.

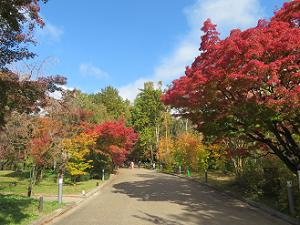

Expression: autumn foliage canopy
xmin=162 ymin=1 xmax=300 ymax=173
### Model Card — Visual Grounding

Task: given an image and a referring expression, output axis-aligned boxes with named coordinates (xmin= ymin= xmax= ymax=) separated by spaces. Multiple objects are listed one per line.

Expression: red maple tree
xmin=87 ymin=120 xmax=138 ymax=166
xmin=30 ymin=117 xmax=61 ymax=168
xmin=162 ymin=1 xmax=300 ymax=173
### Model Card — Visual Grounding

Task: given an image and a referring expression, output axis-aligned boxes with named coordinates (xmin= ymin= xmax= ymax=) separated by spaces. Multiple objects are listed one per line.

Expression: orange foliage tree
xmin=173 ymin=133 xmax=209 ymax=172
xmin=157 ymin=137 xmax=174 ymax=168
xmin=29 ymin=117 xmax=61 ymax=179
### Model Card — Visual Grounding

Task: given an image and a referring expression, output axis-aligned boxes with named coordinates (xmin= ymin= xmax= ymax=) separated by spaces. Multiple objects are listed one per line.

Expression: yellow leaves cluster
xmin=173 ymin=133 xmax=209 ymax=171
xmin=157 ymin=137 xmax=174 ymax=166
xmin=158 ymin=132 xmax=210 ymax=171
xmin=206 ymin=144 xmax=224 ymax=159
xmin=32 ymin=117 xmax=61 ymax=138
xmin=62 ymin=133 xmax=95 ymax=177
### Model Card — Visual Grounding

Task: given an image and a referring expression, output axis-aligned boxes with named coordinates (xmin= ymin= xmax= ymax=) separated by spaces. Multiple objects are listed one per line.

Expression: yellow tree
xmin=63 ymin=133 xmax=95 ymax=181
xmin=158 ymin=137 xmax=174 ymax=168
xmin=174 ymin=133 xmax=209 ymax=171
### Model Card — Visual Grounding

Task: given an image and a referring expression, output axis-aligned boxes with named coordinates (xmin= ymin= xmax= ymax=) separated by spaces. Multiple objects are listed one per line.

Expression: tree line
xmin=1 ymin=1 xmax=300 ymax=213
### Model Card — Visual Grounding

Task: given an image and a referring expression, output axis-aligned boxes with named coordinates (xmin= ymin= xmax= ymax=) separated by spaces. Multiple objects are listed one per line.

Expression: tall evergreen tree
xmin=94 ymin=86 xmax=131 ymax=121
xmin=131 ymin=82 xmax=164 ymax=162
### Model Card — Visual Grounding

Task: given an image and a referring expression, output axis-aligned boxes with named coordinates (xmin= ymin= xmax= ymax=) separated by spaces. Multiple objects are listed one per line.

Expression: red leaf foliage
xmin=162 ymin=1 xmax=300 ymax=117
xmin=29 ymin=117 xmax=60 ymax=166
xmin=30 ymin=134 xmax=51 ymax=166
xmin=86 ymin=120 xmax=138 ymax=165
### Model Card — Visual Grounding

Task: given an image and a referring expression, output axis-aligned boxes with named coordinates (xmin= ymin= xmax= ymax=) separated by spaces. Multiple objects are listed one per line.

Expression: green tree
xmin=131 ymin=82 xmax=164 ymax=162
xmin=93 ymin=86 xmax=131 ymax=121
xmin=73 ymin=90 xmax=112 ymax=124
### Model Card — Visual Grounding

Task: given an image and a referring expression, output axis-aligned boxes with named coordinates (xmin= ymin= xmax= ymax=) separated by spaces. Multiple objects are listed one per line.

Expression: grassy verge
xmin=0 ymin=170 xmax=101 ymax=196
xmin=190 ymin=170 xmax=236 ymax=188
xmin=164 ymin=169 xmax=299 ymax=218
xmin=193 ymin=171 xmax=299 ymax=217
xmin=0 ymin=194 xmax=61 ymax=225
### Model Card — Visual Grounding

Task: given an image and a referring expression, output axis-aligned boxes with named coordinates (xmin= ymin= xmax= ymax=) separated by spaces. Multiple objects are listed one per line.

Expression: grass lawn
xmin=0 ymin=194 xmax=60 ymax=225
xmin=0 ymin=170 xmax=101 ymax=196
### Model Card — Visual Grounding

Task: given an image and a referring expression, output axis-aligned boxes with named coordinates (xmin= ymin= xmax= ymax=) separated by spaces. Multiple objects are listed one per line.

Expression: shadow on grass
xmin=0 ymin=194 xmax=37 ymax=225
xmin=3 ymin=171 xmax=30 ymax=180
xmin=3 ymin=170 xmax=58 ymax=181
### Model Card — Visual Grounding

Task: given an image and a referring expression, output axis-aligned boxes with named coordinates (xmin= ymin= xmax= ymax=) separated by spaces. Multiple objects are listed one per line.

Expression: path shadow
xmin=136 ymin=173 xmax=157 ymax=179
xmin=113 ymin=172 xmax=285 ymax=225
xmin=133 ymin=211 xmax=183 ymax=225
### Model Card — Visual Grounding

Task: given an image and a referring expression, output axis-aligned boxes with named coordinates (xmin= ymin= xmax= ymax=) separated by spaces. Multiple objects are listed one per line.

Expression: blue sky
xmin=27 ymin=0 xmax=286 ymax=100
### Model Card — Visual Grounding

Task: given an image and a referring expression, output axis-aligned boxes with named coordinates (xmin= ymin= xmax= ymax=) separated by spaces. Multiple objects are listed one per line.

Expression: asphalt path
xmin=51 ymin=168 xmax=289 ymax=225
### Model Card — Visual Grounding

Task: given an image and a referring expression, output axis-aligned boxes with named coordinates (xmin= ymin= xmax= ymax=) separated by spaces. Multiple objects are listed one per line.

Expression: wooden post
xmin=297 ymin=170 xmax=300 ymax=191
xmin=287 ymin=181 xmax=295 ymax=215
xmin=27 ymin=185 xmax=32 ymax=197
xmin=38 ymin=196 xmax=43 ymax=212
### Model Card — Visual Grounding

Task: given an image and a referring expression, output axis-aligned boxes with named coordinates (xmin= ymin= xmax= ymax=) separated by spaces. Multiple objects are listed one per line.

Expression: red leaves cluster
xmin=162 ymin=1 xmax=300 ymax=116
xmin=86 ymin=120 xmax=138 ymax=166
xmin=273 ymin=0 xmax=300 ymax=25
xmin=30 ymin=134 xmax=51 ymax=166
xmin=224 ymin=147 xmax=248 ymax=159
xmin=29 ymin=117 xmax=60 ymax=167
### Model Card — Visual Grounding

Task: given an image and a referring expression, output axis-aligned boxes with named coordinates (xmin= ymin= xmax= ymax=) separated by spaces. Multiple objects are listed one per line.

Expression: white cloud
xmin=79 ymin=63 xmax=109 ymax=79
xmin=38 ymin=22 xmax=64 ymax=42
xmin=118 ymin=78 xmax=149 ymax=102
xmin=185 ymin=0 xmax=262 ymax=33
xmin=119 ymin=0 xmax=263 ymax=102
xmin=48 ymin=85 xmax=74 ymax=100
xmin=153 ymin=41 xmax=198 ymax=82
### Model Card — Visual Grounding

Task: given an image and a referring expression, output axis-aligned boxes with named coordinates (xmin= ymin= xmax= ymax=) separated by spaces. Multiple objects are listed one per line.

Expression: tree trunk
xmin=27 ymin=165 xmax=36 ymax=197
xmin=247 ymin=130 xmax=300 ymax=174
xmin=150 ymin=144 xmax=153 ymax=164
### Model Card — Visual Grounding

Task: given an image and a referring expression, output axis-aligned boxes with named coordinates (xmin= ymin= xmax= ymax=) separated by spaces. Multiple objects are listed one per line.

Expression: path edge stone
xmin=161 ymin=171 xmax=300 ymax=225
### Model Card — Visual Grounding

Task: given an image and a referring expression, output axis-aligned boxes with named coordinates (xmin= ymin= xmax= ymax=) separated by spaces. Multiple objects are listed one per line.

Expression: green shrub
xmin=79 ymin=173 xmax=91 ymax=181
xmin=236 ymin=159 xmax=264 ymax=197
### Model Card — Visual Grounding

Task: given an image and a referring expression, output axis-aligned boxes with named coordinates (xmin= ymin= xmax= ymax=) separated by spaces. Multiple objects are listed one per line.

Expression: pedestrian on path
xmin=130 ymin=161 xmax=134 ymax=169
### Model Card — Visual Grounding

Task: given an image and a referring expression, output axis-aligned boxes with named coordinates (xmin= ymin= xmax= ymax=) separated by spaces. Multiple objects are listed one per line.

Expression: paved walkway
xmin=51 ymin=168 xmax=289 ymax=225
